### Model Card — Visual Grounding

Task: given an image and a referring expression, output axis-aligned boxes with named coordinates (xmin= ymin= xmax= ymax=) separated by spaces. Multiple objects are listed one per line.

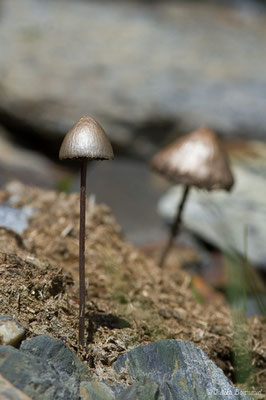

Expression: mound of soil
xmin=0 ymin=181 xmax=265 ymax=394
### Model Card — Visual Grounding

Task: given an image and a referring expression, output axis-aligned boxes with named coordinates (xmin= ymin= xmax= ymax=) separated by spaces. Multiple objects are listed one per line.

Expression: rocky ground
xmin=0 ymin=182 xmax=265 ymax=398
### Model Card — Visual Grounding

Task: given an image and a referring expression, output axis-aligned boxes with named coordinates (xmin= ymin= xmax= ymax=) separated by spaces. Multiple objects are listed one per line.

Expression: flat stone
xmin=0 ymin=374 xmax=32 ymax=400
xmin=0 ymin=315 xmax=26 ymax=346
xmin=0 ymin=0 xmax=266 ymax=156
xmin=0 ymin=345 xmax=79 ymax=400
xmin=113 ymin=340 xmax=251 ymax=400
xmin=158 ymin=141 xmax=266 ymax=269
xmin=20 ymin=335 xmax=90 ymax=382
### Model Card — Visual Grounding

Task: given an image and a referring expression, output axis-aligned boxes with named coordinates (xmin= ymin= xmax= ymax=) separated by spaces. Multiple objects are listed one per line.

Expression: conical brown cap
xmin=59 ymin=116 xmax=114 ymax=160
xmin=151 ymin=127 xmax=234 ymax=191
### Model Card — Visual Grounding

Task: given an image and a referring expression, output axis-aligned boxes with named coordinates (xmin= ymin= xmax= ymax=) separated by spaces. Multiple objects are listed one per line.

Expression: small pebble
xmin=0 ymin=315 xmax=25 ymax=346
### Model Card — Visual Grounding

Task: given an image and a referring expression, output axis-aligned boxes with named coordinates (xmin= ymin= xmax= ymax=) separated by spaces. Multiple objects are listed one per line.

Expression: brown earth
xmin=0 ymin=181 xmax=265 ymax=397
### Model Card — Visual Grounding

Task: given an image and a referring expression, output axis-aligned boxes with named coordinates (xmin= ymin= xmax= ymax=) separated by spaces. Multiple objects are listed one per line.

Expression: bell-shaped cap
xmin=59 ymin=116 xmax=114 ymax=160
xmin=150 ymin=127 xmax=234 ymax=191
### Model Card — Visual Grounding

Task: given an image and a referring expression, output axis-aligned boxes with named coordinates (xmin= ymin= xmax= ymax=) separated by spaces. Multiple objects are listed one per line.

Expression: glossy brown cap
xmin=59 ymin=116 xmax=114 ymax=160
xmin=150 ymin=127 xmax=234 ymax=191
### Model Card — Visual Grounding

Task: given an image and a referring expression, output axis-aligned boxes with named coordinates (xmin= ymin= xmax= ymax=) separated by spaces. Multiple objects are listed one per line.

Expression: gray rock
xmin=0 ymin=126 xmax=68 ymax=188
xmin=0 ymin=205 xmax=32 ymax=234
xmin=20 ymin=335 xmax=90 ymax=382
xmin=233 ymin=294 xmax=266 ymax=317
xmin=158 ymin=147 xmax=266 ymax=269
xmin=0 ymin=315 xmax=25 ymax=346
xmin=114 ymin=379 xmax=160 ymax=400
xmin=0 ymin=345 xmax=79 ymax=400
xmin=113 ymin=340 xmax=251 ymax=399
xmin=1 ymin=0 xmax=266 ymax=157
xmin=84 ymin=159 xmax=167 ymax=245
xmin=0 ymin=373 xmax=32 ymax=400
xmin=80 ymin=381 xmax=116 ymax=400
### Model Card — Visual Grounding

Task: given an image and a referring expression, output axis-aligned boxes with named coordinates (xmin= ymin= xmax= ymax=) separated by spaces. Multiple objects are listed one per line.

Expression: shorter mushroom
xmin=150 ymin=127 xmax=234 ymax=268
xmin=59 ymin=116 xmax=114 ymax=346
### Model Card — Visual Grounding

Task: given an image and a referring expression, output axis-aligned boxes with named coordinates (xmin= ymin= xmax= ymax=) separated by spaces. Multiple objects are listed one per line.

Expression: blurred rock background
xmin=0 ymin=0 xmax=266 ymax=303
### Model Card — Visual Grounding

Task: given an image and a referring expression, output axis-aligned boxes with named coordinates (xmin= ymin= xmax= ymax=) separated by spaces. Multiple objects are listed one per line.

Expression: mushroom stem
xmin=79 ymin=159 xmax=87 ymax=346
xmin=159 ymin=184 xmax=190 ymax=268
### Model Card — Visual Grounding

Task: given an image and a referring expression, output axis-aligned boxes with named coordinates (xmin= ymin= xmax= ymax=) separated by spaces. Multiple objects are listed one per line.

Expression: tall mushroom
xmin=150 ymin=127 xmax=234 ymax=268
xmin=59 ymin=116 xmax=114 ymax=346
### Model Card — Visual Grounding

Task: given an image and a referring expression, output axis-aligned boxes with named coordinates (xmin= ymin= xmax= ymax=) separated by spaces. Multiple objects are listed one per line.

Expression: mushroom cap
xmin=59 ymin=116 xmax=114 ymax=160
xmin=150 ymin=127 xmax=234 ymax=191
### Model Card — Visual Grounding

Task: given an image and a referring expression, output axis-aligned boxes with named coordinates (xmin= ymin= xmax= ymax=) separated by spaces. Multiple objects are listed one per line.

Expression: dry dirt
xmin=0 ymin=181 xmax=265 ymax=397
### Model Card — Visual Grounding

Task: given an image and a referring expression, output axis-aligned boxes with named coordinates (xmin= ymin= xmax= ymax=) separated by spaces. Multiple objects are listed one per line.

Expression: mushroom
xmin=59 ymin=116 xmax=114 ymax=346
xmin=150 ymin=127 xmax=234 ymax=268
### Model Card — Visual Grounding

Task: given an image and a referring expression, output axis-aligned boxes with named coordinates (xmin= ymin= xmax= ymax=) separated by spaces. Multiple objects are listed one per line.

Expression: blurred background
xmin=0 ymin=0 xmax=266 ymax=313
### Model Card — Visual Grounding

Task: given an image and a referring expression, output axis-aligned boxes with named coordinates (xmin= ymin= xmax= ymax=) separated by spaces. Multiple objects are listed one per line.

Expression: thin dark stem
xmin=79 ymin=159 xmax=87 ymax=346
xmin=159 ymin=185 xmax=190 ymax=268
